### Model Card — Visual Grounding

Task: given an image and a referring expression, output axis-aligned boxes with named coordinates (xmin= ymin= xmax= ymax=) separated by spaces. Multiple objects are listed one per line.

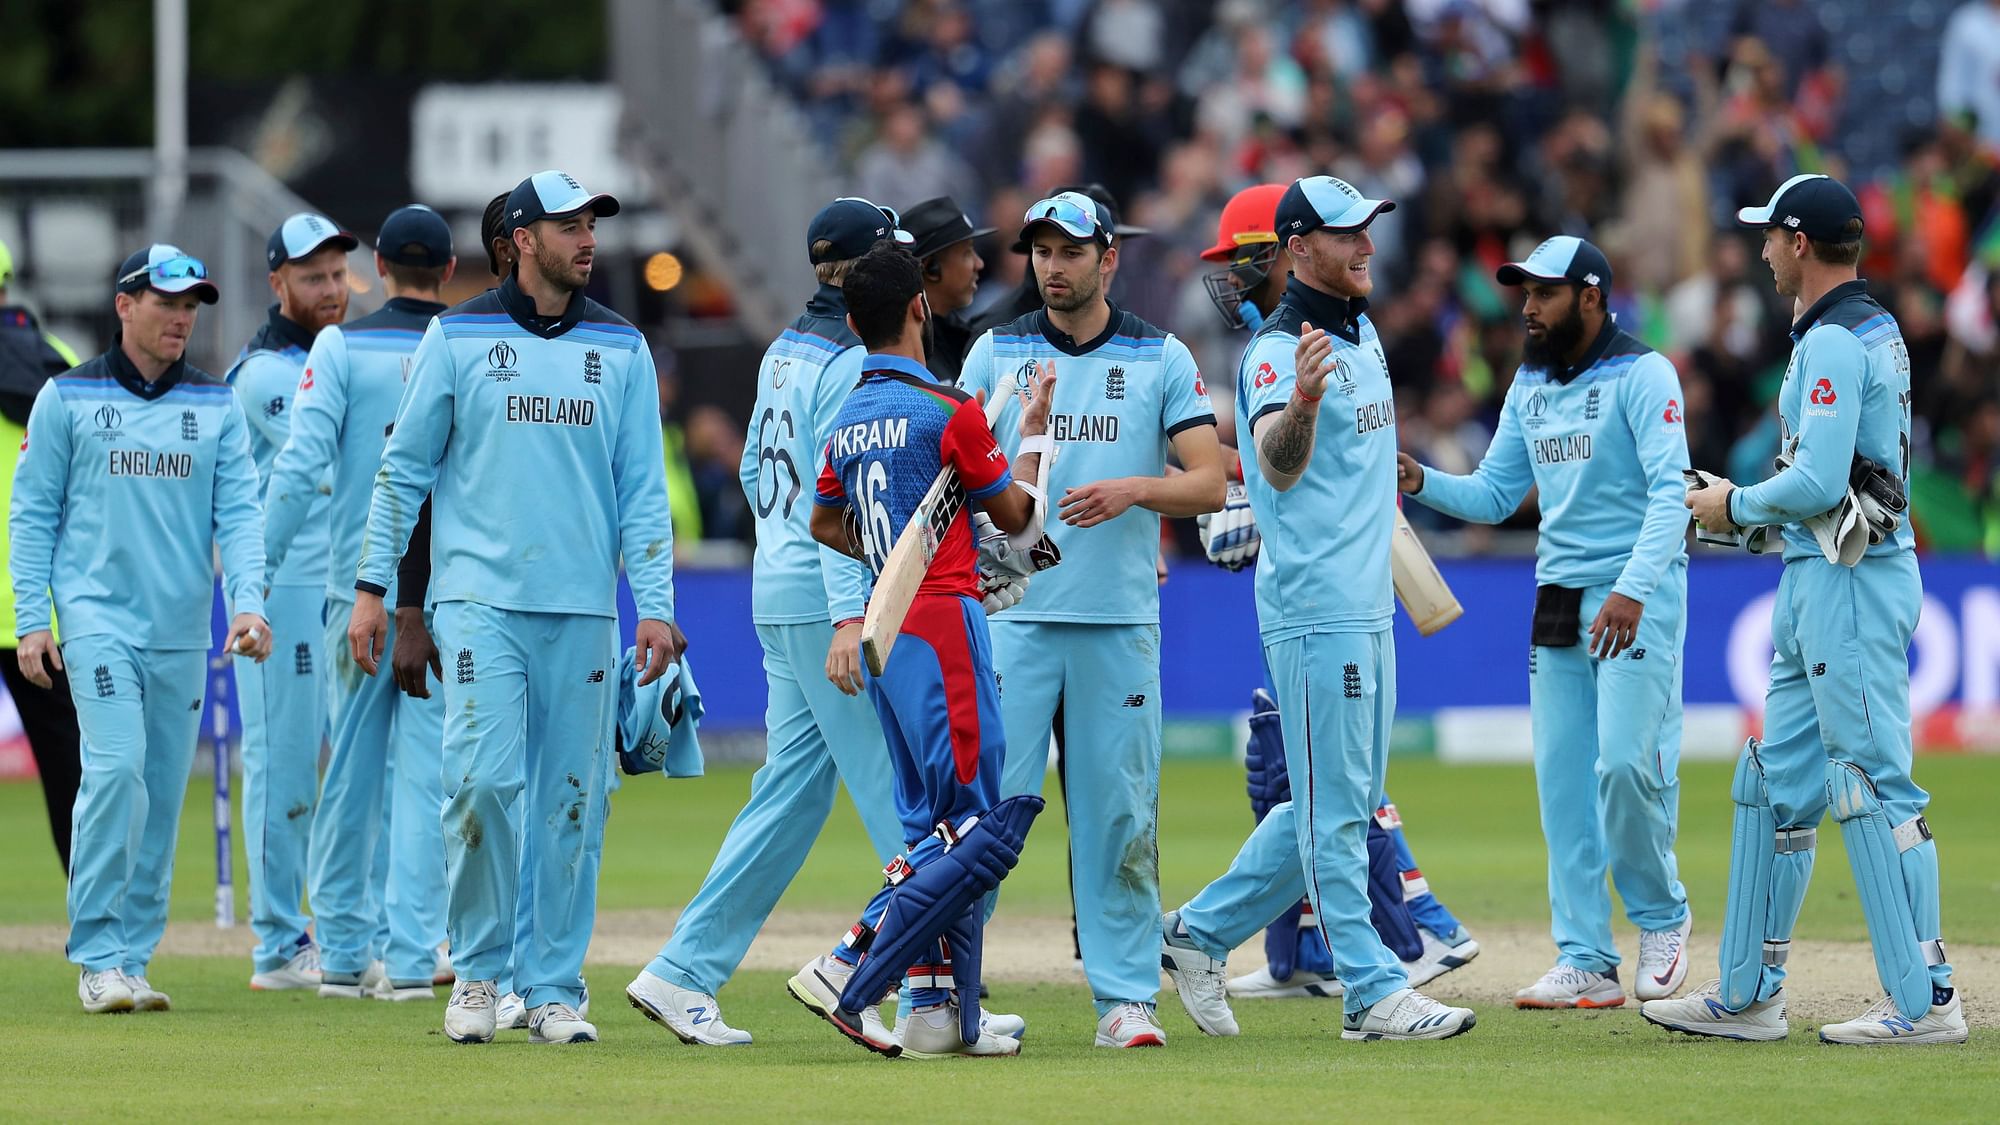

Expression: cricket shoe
xmin=444 ymin=979 xmax=500 ymax=1044
xmin=432 ymin=948 xmax=453 ymax=986
xmin=375 ymin=978 xmax=437 ymax=1002
xmin=1094 ymin=1002 xmax=1166 ymax=1048
xmin=128 ymin=975 xmax=171 ymax=1012
xmin=1514 ymin=963 xmax=1625 ymax=1009
xmin=495 ymin=992 xmax=529 ymax=1030
xmin=319 ymin=960 xmax=387 ymax=1000
xmin=981 ymin=1010 xmax=1027 ymax=1039
xmin=1342 ymin=988 xmax=1476 ymax=1040
xmin=1160 ymin=911 xmax=1238 ymax=1036
xmin=900 ymin=1003 xmax=1022 ymax=1059
xmin=79 ymin=968 xmax=135 ymax=1014
xmin=529 ymin=1002 xmax=598 ymax=1044
xmin=1636 ymin=911 xmax=1693 ymax=1001
xmin=1406 ymin=926 xmax=1480 ymax=989
xmin=1818 ymin=990 xmax=1969 ymax=1046
xmin=1227 ymin=965 xmax=1342 ymax=999
xmin=249 ymin=941 xmax=321 ymax=991
xmin=1639 ymin=979 xmax=1788 ymax=1041
xmin=786 ymin=954 xmax=900 ymax=1057
xmin=626 ymin=969 xmax=752 ymax=1045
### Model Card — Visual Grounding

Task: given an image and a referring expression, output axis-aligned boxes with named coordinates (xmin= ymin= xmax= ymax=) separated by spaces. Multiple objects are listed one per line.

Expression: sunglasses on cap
xmin=118 ymin=255 xmax=209 ymax=288
xmin=1023 ymin=193 xmax=1111 ymax=245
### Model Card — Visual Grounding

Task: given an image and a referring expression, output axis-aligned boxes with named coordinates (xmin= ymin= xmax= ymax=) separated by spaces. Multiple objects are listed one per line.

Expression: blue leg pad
xmin=1827 ymin=761 xmax=1945 ymax=1020
xmin=1720 ymin=740 xmax=1816 ymax=1011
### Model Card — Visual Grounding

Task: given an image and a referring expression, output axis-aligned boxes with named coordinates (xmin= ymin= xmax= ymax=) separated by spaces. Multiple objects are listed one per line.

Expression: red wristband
xmin=1295 ymin=386 xmax=1322 ymax=404
xmin=834 ymin=616 xmax=864 ymax=630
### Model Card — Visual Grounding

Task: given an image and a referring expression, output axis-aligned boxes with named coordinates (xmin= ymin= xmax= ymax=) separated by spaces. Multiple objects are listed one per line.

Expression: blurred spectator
xmin=854 ymin=102 xmax=978 ymax=209
xmin=655 ymin=354 xmax=703 ymax=550
xmin=686 ymin=404 xmax=751 ymax=545
xmin=1087 ymin=0 xmax=1167 ymax=72
xmin=1938 ymin=0 xmax=2000 ymax=148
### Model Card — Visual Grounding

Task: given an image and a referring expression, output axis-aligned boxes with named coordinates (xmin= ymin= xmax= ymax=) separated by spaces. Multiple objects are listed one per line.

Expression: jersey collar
xmin=1280 ymin=276 xmax=1368 ymax=343
xmin=805 ymin=283 xmax=848 ymax=322
xmin=1790 ymin=278 xmax=1869 ymax=341
xmin=106 ymin=331 xmax=187 ymax=401
xmin=1549 ymin=317 xmax=1619 ymax=385
xmin=262 ymin=304 xmax=319 ymax=354
xmin=1033 ymin=303 xmax=1123 ymax=357
xmin=497 ymin=272 xmax=585 ymax=339
xmin=384 ymin=295 xmax=447 ymax=317
xmin=859 ymin=353 xmax=935 ymax=383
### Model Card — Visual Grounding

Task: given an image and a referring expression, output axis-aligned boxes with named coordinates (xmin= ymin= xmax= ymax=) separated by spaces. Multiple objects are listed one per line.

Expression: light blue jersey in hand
xmin=229 ymin=307 xmax=330 ymax=588
xmin=354 ymin=275 xmax=676 ymax=622
xmin=10 ymin=346 xmax=265 ymax=646
xmin=1235 ymin=278 xmax=1397 ymax=640
xmin=263 ymin=297 xmax=443 ymax=600
xmin=1729 ymin=280 xmax=1916 ymax=561
xmin=1412 ymin=323 xmax=1691 ymax=601
xmin=960 ymin=306 xmax=1214 ymax=624
xmin=737 ymin=284 xmax=872 ymax=625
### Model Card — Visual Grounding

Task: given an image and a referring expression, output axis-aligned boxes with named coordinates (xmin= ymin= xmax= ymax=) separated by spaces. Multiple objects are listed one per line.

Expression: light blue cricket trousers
xmin=236 ymin=582 xmax=327 ymax=973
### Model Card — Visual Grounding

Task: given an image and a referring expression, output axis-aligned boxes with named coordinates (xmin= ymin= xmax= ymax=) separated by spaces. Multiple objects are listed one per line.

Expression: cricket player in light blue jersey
xmin=960 ymin=191 xmax=1227 ymax=1049
xmin=1646 ymin=175 xmax=1967 ymax=1045
xmin=1400 ymin=236 xmax=1694 ymax=1009
xmin=626 ymin=198 xmax=909 ymax=1046
xmin=1160 ymin=177 xmax=1475 ymax=1043
xmin=265 ymin=205 xmax=456 ymax=1002
xmin=350 ymin=170 xmax=683 ymax=1046
xmin=11 ymin=246 xmax=271 ymax=1014
xmin=232 ymin=212 xmax=357 ymax=993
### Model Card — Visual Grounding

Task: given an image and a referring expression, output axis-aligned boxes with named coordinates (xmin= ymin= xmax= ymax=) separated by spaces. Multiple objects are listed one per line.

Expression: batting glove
xmin=1197 ymin=482 xmax=1260 ymax=571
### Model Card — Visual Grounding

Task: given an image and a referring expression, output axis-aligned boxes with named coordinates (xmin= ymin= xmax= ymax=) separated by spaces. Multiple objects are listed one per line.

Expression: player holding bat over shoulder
xmin=1399 ymin=235 xmax=1695 ymax=1010
xmin=794 ymin=240 xmax=1054 ymax=1060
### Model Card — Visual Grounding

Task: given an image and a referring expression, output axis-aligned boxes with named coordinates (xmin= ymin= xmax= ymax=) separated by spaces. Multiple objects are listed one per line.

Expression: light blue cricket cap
xmin=266 ymin=212 xmax=358 ymax=270
xmin=504 ymin=170 xmax=621 ymax=235
xmin=1496 ymin=235 xmax=1614 ymax=293
xmin=1273 ymin=175 xmax=1395 ymax=240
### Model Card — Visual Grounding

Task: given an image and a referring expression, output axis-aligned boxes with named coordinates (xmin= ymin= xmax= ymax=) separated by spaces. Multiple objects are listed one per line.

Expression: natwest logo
xmin=1663 ymin=399 xmax=1682 ymax=424
xmin=1253 ymin=361 xmax=1277 ymax=389
xmin=1809 ymin=378 xmax=1836 ymax=405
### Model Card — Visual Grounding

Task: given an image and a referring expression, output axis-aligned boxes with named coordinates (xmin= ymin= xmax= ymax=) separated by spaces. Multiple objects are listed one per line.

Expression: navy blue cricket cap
xmin=505 ymin=170 xmax=621 ymax=235
xmin=115 ymin=243 xmax=219 ymax=304
xmin=266 ymin=212 xmax=359 ymax=271
xmin=1736 ymin=173 xmax=1863 ymax=243
xmin=376 ymin=204 xmax=454 ymax=267
xmin=808 ymin=197 xmax=913 ymax=264
xmin=1496 ymin=235 xmax=1613 ymax=294
xmin=1273 ymin=175 xmax=1395 ymax=240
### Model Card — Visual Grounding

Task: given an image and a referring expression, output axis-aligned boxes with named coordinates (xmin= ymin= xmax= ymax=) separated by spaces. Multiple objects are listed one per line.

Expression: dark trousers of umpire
xmin=2 ymin=654 xmax=82 ymax=875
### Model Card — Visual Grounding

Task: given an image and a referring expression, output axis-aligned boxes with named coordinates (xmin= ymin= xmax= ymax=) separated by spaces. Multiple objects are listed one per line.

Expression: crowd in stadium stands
xmin=702 ymin=0 xmax=2000 ymax=556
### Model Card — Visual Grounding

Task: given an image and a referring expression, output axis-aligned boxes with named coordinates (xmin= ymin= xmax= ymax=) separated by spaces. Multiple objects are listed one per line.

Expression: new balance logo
xmin=585 ymin=669 xmax=605 ymax=683
xmin=263 ymin=396 xmax=285 ymax=419
xmin=1343 ymin=662 xmax=1362 ymax=700
xmin=1627 ymin=648 xmax=1646 ymax=661
xmin=189 ymin=698 xmax=202 ymax=712
xmin=688 ymin=1005 xmax=711 ymax=1026
xmin=1122 ymin=694 xmax=1146 ymax=708
xmin=294 ymin=642 xmax=313 ymax=675
xmin=1811 ymin=662 xmax=1827 ymax=677
xmin=94 ymin=664 xmax=114 ymax=697
xmin=456 ymin=649 xmax=475 ymax=684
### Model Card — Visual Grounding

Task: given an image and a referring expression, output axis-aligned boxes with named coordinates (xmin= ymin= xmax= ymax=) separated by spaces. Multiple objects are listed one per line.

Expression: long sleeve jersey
xmin=1728 ymin=280 xmax=1916 ymax=562
xmin=10 ymin=339 xmax=265 ymax=647
xmin=263 ymin=296 xmax=444 ymax=602
xmin=1413 ymin=321 xmax=1691 ymax=601
xmin=355 ymin=275 xmax=676 ymax=621
xmin=229 ymin=305 xmax=330 ymax=588
xmin=738 ymin=283 xmax=872 ymax=625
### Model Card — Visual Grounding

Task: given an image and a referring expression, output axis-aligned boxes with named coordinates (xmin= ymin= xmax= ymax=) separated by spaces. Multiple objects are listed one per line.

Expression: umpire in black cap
xmin=899 ymin=197 xmax=994 ymax=383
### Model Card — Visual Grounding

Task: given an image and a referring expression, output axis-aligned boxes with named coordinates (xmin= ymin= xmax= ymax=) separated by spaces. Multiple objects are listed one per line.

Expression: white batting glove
xmin=981 ymin=571 xmax=1030 ymax=614
xmin=974 ymin=512 xmax=1035 ymax=578
xmin=1196 ymin=482 xmax=1260 ymax=571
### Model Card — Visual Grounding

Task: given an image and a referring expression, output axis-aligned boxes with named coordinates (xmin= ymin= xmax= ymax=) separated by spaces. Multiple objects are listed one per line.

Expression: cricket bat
xmin=1391 ymin=507 xmax=1462 ymax=636
xmin=862 ymin=391 xmax=1013 ymax=676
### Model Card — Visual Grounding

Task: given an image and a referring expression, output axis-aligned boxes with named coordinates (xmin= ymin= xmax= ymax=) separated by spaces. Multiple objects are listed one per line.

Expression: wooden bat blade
xmin=1391 ymin=507 xmax=1463 ymax=636
xmin=860 ymin=468 xmax=952 ymax=676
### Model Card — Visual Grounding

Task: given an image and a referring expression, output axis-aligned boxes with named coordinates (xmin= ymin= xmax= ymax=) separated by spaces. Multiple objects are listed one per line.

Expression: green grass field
xmin=3 ymin=757 xmax=1997 ymax=1121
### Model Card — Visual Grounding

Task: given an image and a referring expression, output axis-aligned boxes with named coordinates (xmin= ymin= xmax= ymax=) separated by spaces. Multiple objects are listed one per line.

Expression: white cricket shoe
xmin=1818 ymin=991 xmax=1969 ymax=1046
xmin=1160 ymin=911 xmax=1238 ymax=1036
xmin=1406 ymin=926 xmax=1480 ymax=989
xmin=626 ymin=969 xmax=752 ymax=1046
xmin=529 ymin=1002 xmax=598 ymax=1044
xmin=432 ymin=948 xmax=453 ymax=986
xmin=900 ymin=1003 xmax=1022 ymax=1059
xmin=1514 ymin=963 xmax=1625 ymax=1009
xmin=495 ymin=991 xmax=529 ymax=1030
xmin=1636 ymin=911 xmax=1693 ymax=1001
xmin=981 ymin=1010 xmax=1027 ymax=1040
xmin=1342 ymin=988 xmax=1476 ymax=1040
xmin=786 ymin=954 xmax=900 ymax=1057
xmin=249 ymin=943 xmax=321 ymax=991
xmin=319 ymin=959 xmax=387 ymax=1000
xmin=1094 ymin=1002 xmax=1166 ymax=1048
xmin=1640 ymin=979 xmax=1788 ymax=1041
xmin=1227 ymin=965 xmax=1343 ymax=999
xmin=79 ymin=968 xmax=134 ymax=1014
xmin=128 ymin=974 xmax=170 ymax=1012
xmin=444 ymin=979 xmax=500 ymax=1044
xmin=375 ymin=977 xmax=437 ymax=1002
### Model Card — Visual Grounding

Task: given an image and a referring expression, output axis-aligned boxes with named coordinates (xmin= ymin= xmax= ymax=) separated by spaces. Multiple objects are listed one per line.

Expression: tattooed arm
xmin=1253 ymin=325 xmax=1334 ymax=492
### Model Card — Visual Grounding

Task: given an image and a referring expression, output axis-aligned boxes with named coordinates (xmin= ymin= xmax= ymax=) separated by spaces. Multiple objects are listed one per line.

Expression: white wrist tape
xmin=1009 ymin=481 xmax=1047 ymax=550
xmin=1016 ymin=433 xmax=1054 ymax=459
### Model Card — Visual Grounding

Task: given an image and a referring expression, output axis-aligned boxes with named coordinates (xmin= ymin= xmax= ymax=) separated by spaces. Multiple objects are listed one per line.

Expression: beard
xmin=1040 ymin=268 xmax=1101 ymax=313
xmin=534 ymin=240 xmax=589 ymax=292
xmin=1522 ymin=300 xmax=1586 ymax=368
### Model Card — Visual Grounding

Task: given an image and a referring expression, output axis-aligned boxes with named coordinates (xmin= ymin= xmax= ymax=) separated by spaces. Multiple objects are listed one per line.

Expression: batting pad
xmin=1720 ymin=741 xmax=1816 ymax=1011
xmin=1827 ymin=761 xmax=1946 ymax=1020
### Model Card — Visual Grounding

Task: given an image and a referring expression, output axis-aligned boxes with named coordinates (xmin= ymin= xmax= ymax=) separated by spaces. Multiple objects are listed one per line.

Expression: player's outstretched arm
xmin=974 ymin=368 xmax=1054 ymax=534
xmin=1253 ymin=324 xmax=1334 ymax=492
xmin=1059 ymin=424 xmax=1225 ymax=527
xmin=1400 ymin=389 xmax=1534 ymax=525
